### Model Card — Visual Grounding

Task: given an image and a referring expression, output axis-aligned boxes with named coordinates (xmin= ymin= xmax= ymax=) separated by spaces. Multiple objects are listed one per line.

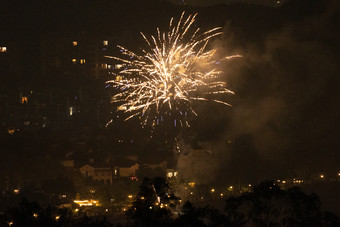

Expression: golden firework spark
xmin=106 ymin=12 xmax=241 ymax=127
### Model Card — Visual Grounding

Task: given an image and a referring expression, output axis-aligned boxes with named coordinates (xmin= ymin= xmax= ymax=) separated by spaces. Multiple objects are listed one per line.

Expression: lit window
xmin=72 ymin=59 xmax=77 ymax=63
xmin=167 ymin=172 xmax=173 ymax=178
xmin=8 ymin=129 xmax=15 ymax=135
xmin=1 ymin=47 xmax=7 ymax=52
xmin=103 ymin=40 xmax=108 ymax=46
xmin=21 ymin=96 xmax=28 ymax=104
xmin=116 ymin=76 xmax=123 ymax=81
xmin=80 ymin=59 xmax=85 ymax=64
xmin=73 ymin=41 xmax=77 ymax=46
xmin=174 ymin=171 xmax=178 ymax=177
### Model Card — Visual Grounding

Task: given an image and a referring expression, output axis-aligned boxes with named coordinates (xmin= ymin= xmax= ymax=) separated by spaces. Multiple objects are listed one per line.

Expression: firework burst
xmin=106 ymin=12 xmax=241 ymax=128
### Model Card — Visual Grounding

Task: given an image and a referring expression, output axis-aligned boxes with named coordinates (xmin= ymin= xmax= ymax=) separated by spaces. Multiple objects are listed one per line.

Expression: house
xmin=80 ymin=165 xmax=95 ymax=177
xmin=117 ymin=163 xmax=140 ymax=178
xmin=111 ymin=157 xmax=140 ymax=179
xmin=135 ymin=160 xmax=168 ymax=179
xmin=93 ymin=167 xmax=113 ymax=184
xmin=143 ymin=160 xmax=167 ymax=172
xmin=79 ymin=164 xmax=113 ymax=184
xmin=59 ymin=160 xmax=74 ymax=168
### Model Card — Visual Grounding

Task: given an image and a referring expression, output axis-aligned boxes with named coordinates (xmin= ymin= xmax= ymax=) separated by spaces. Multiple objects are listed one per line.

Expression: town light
xmin=74 ymin=199 xmax=100 ymax=207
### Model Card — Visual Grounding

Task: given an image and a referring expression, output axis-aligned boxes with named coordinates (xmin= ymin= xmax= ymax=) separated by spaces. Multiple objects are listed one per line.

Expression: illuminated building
xmin=73 ymin=199 xmax=100 ymax=207
xmin=143 ymin=160 xmax=167 ymax=172
xmin=80 ymin=164 xmax=113 ymax=184
xmin=116 ymin=163 xmax=140 ymax=178
xmin=60 ymin=160 xmax=75 ymax=168
xmin=40 ymin=37 xmax=118 ymax=81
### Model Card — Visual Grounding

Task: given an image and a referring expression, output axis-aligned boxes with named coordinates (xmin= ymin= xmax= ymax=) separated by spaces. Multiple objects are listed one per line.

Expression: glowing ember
xmin=106 ymin=12 xmax=241 ymax=127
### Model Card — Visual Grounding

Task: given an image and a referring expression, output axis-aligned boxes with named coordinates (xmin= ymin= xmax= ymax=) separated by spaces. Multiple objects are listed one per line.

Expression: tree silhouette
xmin=0 ymin=197 xmax=114 ymax=226
xmin=127 ymin=177 xmax=178 ymax=226
xmin=174 ymin=201 xmax=226 ymax=227
xmin=225 ymin=181 xmax=340 ymax=227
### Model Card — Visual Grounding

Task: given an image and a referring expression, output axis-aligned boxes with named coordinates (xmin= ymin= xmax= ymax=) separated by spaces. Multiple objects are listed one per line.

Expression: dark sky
xmin=227 ymin=0 xmax=339 ymax=177
xmin=168 ymin=0 xmax=288 ymax=6
xmin=0 ymin=0 xmax=339 ymax=184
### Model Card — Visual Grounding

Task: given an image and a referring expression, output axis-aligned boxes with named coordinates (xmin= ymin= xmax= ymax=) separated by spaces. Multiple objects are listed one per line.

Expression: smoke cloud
xmin=220 ymin=1 xmax=340 ymax=174
xmin=176 ymin=1 xmax=340 ymax=183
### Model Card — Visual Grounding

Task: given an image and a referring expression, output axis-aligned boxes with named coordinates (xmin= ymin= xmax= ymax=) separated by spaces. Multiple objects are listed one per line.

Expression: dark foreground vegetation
xmin=1 ymin=180 xmax=339 ymax=227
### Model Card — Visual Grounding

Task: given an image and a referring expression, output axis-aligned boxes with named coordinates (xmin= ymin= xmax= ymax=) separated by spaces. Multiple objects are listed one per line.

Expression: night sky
xmin=168 ymin=0 xmax=288 ymax=6
xmin=0 ymin=0 xmax=339 ymax=190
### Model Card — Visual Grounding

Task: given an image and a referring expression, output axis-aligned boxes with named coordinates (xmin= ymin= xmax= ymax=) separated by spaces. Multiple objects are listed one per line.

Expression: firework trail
xmin=106 ymin=12 xmax=241 ymax=128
